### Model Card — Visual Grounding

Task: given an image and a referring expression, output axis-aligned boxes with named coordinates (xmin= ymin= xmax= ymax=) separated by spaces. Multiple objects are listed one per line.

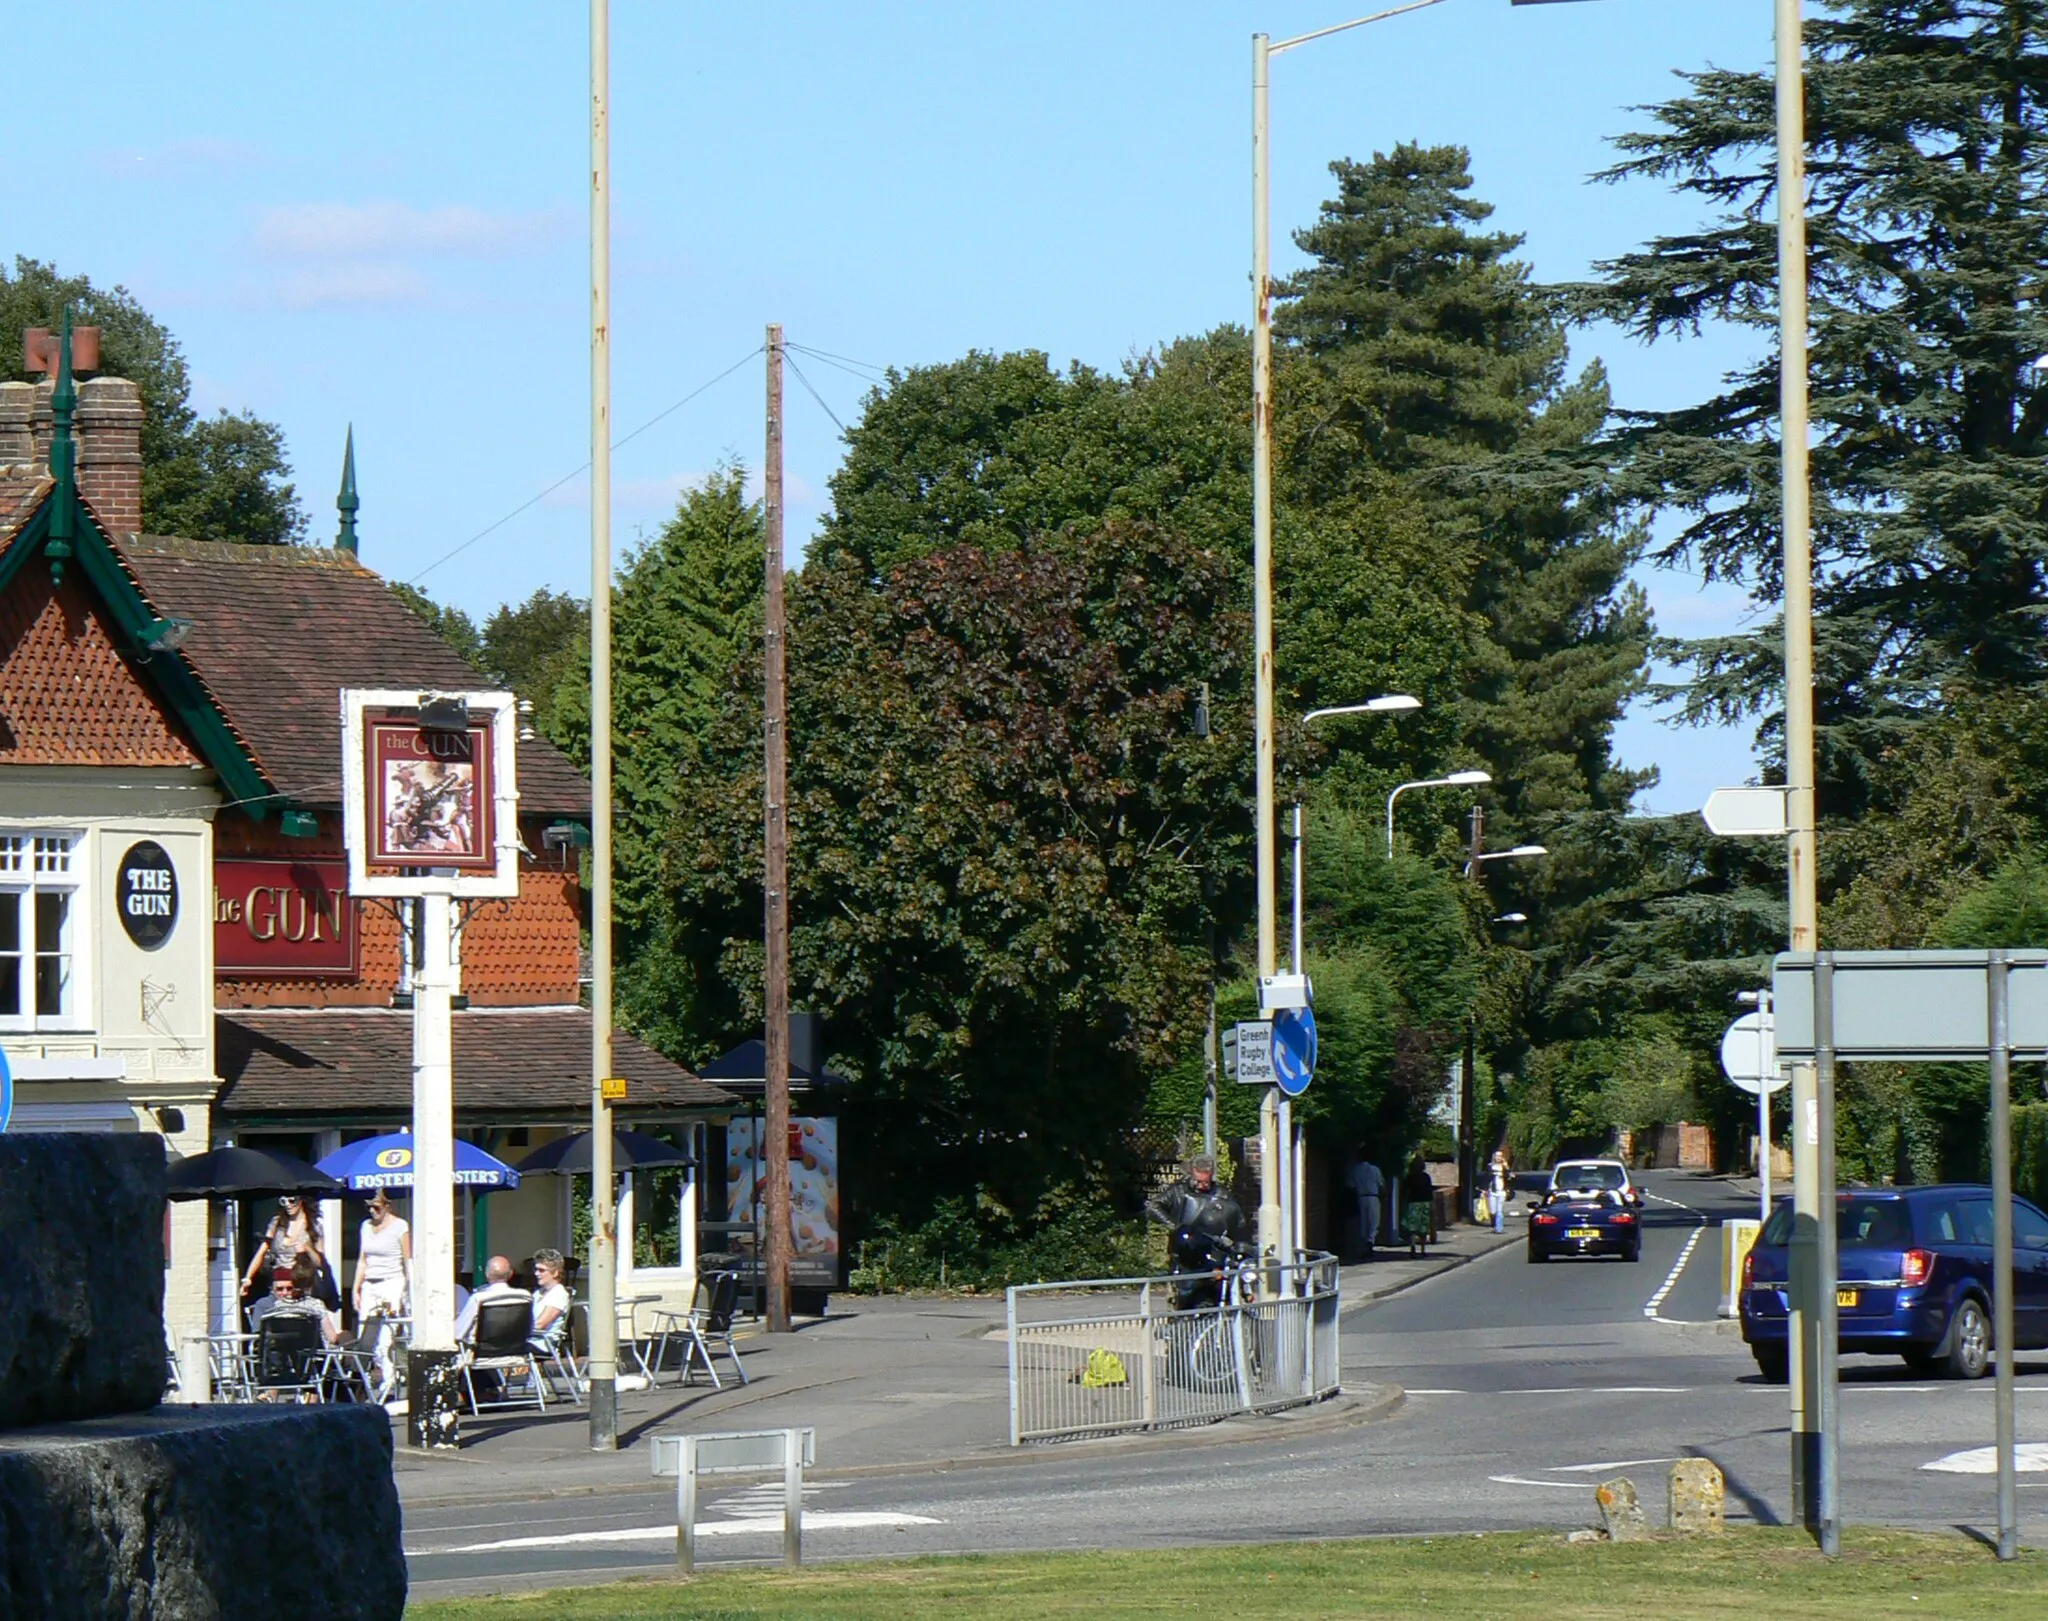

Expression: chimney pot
xmin=75 ymin=375 xmax=144 ymax=539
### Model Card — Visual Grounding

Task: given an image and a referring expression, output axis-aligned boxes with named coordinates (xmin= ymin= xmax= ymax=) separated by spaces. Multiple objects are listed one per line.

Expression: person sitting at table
xmin=529 ymin=1249 xmax=572 ymax=1352
xmin=265 ymin=1253 xmax=343 ymax=1346
xmin=453 ymin=1254 xmax=528 ymax=1344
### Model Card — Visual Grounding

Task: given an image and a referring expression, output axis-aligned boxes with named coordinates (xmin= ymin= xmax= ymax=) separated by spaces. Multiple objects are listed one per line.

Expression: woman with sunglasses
xmin=242 ymin=1192 xmax=324 ymax=1302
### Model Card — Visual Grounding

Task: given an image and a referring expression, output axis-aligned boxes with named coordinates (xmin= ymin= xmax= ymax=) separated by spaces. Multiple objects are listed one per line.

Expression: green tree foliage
xmin=481 ymin=589 xmax=587 ymax=729
xmin=1587 ymin=1 xmax=2048 ymax=807
xmin=388 ymin=581 xmax=483 ymax=667
xmin=1 ymin=257 xmax=307 ymax=544
xmin=662 ymin=523 xmax=1252 ymax=1229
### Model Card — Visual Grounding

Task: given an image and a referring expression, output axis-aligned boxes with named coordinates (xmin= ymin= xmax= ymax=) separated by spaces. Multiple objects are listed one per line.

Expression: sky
xmin=16 ymin=1 xmax=1778 ymax=817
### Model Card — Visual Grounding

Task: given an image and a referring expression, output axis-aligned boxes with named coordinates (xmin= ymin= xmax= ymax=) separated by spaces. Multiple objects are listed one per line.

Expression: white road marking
xmin=1921 ymin=1443 xmax=2048 ymax=1475
xmin=1488 ymin=1475 xmax=1594 ymax=1490
xmin=1500 ymin=1385 xmax=1692 ymax=1395
xmin=411 ymin=1509 xmax=941 ymax=1556
xmin=1548 ymin=1456 xmax=1678 ymax=1473
xmin=1641 ymin=1189 xmax=1707 ymax=1321
xmin=1406 ymin=1388 xmax=1467 ymax=1395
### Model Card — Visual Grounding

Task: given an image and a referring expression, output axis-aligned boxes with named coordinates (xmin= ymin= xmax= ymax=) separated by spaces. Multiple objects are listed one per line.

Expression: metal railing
xmin=1005 ymin=1252 xmax=1340 ymax=1444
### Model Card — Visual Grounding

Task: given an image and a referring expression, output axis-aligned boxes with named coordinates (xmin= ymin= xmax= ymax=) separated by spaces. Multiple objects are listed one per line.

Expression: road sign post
xmin=1719 ymin=1000 xmax=1785 ymax=1222
xmin=1227 ymin=1021 xmax=1274 ymax=1086
xmin=1771 ymin=948 xmax=2035 ymax=1560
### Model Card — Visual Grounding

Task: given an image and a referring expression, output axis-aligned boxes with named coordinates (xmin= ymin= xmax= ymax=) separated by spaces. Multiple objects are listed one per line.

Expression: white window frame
xmin=0 ymin=829 xmax=89 ymax=1033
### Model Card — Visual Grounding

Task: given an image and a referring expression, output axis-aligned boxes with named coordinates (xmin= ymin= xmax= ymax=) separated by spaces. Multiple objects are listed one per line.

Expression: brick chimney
xmin=75 ymin=376 xmax=144 ymax=539
xmin=0 ymin=380 xmax=31 ymax=466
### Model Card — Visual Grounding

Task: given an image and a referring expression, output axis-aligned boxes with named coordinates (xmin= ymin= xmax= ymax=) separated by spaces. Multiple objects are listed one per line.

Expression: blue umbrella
xmin=316 ymin=1133 xmax=520 ymax=1192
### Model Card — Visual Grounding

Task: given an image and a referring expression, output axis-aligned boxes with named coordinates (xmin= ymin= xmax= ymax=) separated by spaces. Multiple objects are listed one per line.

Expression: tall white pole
xmin=408 ymin=889 xmax=458 ymax=1447
xmin=1775 ymin=0 xmax=1822 ymax=1531
xmin=587 ymin=0 xmax=620 ymax=1451
xmin=1251 ymin=30 xmax=1282 ymax=1263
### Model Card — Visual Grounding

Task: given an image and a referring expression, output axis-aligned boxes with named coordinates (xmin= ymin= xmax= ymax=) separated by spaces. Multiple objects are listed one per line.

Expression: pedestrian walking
xmin=1347 ymin=1151 xmax=1386 ymax=1259
xmin=1399 ymin=1157 xmax=1435 ymax=1255
xmin=1487 ymin=1149 xmax=1512 ymax=1235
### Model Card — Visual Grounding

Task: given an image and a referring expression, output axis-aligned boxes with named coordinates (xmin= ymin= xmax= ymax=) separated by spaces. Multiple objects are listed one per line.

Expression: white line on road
xmin=1488 ymin=1475 xmax=1601 ymax=1490
xmin=1920 ymin=1443 xmax=2048 ymax=1474
xmin=411 ymin=1510 xmax=942 ymax=1557
xmin=1548 ymin=1456 xmax=1679 ymax=1473
xmin=1641 ymin=1189 xmax=1707 ymax=1322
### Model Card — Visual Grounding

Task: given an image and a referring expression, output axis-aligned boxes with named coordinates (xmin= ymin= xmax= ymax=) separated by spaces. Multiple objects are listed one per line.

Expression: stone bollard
xmin=1594 ymin=1475 xmax=1649 ymax=1542
xmin=1669 ymin=1458 xmax=1726 ymax=1534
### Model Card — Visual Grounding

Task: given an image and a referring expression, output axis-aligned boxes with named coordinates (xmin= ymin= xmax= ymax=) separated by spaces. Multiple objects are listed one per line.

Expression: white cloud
xmin=271 ymin=263 xmax=432 ymax=309
xmin=255 ymin=202 xmax=566 ymax=260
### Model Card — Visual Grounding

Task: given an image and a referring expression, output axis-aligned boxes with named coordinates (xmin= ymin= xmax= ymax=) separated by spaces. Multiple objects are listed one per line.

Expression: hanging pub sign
xmin=116 ymin=841 xmax=178 ymax=950
xmin=214 ymin=858 xmax=357 ymax=976
xmin=363 ymin=711 xmax=498 ymax=870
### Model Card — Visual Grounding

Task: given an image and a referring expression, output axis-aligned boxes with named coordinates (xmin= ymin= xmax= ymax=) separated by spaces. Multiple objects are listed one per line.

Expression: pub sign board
xmin=117 ymin=841 xmax=178 ymax=950
xmin=214 ymin=858 xmax=357 ymax=976
xmin=363 ymin=712 xmax=498 ymax=871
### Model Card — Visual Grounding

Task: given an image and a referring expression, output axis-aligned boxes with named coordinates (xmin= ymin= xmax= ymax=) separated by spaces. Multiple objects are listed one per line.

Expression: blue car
xmin=1526 ymin=1183 xmax=1643 ymax=1263
xmin=1740 ymin=1185 xmax=2048 ymax=1381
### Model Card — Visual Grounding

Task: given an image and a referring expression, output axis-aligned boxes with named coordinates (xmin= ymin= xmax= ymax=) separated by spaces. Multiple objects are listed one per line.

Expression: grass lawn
xmin=407 ymin=1527 xmax=2047 ymax=1619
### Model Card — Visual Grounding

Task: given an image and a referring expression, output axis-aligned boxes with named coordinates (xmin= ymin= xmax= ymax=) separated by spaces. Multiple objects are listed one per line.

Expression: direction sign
xmin=1719 ymin=1010 xmax=1787 ymax=1096
xmin=1271 ymin=1007 xmax=1316 ymax=1098
xmin=1702 ymin=786 xmax=1790 ymax=837
xmin=1228 ymin=1021 xmax=1274 ymax=1085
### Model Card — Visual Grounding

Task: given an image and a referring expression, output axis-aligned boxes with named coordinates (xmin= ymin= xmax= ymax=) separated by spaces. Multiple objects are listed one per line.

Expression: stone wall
xmin=0 ymin=1135 xmax=166 ymax=1428
xmin=0 ymin=1406 xmax=404 ymax=1620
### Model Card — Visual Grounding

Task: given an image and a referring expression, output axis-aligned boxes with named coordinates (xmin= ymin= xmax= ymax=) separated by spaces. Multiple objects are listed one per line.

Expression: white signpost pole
xmin=409 ymin=886 xmax=459 ymax=1443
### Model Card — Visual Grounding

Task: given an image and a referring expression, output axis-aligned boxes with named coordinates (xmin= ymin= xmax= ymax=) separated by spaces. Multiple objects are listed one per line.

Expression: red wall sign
xmin=214 ymin=858 xmax=357 ymax=976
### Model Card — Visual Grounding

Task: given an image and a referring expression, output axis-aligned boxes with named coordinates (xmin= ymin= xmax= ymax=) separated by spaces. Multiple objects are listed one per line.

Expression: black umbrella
xmin=164 ymin=1146 xmax=346 ymax=1202
xmin=513 ymin=1129 xmax=695 ymax=1176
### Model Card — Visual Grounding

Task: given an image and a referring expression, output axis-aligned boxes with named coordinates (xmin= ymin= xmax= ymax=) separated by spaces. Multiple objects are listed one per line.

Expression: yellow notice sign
xmin=600 ymin=1076 xmax=627 ymax=1102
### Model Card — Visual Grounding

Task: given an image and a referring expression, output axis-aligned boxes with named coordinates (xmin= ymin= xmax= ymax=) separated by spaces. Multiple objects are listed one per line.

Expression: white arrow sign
xmin=1720 ymin=1010 xmax=1788 ymax=1095
xmin=1702 ymin=786 xmax=1790 ymax=838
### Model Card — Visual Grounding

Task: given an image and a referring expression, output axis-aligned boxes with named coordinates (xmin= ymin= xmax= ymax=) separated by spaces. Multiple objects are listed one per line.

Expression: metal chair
xmin=461 ymin=1296 xmax=549 ymax=1414
xmin=651 ymin=1271 xmax=748 ymax=1390
xmin=254 ymin=1313 xmax=325 ymax=1402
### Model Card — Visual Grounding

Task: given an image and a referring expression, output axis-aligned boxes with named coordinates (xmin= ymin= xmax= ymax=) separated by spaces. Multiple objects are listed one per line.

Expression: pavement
xmin=390 ymin=1226 xmax=1520 ymax=1513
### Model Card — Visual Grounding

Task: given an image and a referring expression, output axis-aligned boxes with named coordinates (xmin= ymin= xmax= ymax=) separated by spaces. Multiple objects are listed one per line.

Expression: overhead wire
xmin=782 ymin=351 xmax=850 ymax=436
xmin=407 ymin=344 xmax=764 ymax=585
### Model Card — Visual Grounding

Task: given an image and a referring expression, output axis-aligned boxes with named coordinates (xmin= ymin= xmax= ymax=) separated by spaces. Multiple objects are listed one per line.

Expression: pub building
xmin=0 ymin=333 xmax=734 ymax=1354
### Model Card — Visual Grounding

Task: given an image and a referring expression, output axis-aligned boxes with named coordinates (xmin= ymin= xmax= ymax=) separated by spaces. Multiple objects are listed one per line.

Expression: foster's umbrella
xmin=514 ymin=1129 xmax=695 ymax=1176
xmin=165 ymin=1145 xmax=345 ymax=1202
xmin=317 ymin=1133 xmax=520 ymax=1192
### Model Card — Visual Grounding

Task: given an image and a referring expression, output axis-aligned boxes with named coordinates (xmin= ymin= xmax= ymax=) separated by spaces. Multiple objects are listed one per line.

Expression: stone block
xmin=0 ymin=1134 xmax=167 ymax=1427
xmin=0 ymin=1404 xmax=405 ymax=1620
xmin=1669 ymin=1458 xmax=1726 ymax=1534
xmin=1594 ymin=1475 xmax=1648 ymax=1542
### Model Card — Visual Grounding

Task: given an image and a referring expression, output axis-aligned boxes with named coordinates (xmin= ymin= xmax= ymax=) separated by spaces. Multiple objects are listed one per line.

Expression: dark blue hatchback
xmin=1740 ymin=1185 xmax=2048 ymax=1381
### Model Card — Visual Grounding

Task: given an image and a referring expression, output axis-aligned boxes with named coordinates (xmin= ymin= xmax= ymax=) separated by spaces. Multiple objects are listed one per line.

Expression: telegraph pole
xmin=586 ymin=0 xmax=619 ymax=1450
xmin=763 ymin=324 xmax=793 ymax=1334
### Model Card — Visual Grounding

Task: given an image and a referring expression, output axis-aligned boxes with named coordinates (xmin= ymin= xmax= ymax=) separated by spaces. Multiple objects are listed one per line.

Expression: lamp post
xmin=1384 ymin=771 xmax=1490 ymax=859
xmin=1459 ymin=806 xmax=1545 ymax=1218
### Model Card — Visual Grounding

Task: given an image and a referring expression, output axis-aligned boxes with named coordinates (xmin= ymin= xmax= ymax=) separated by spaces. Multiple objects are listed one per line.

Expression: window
xmin=2013 ymin=1201 xmax=2048 ymax=1252
xmin=0 ymin=833 xmax=83 ymax=1028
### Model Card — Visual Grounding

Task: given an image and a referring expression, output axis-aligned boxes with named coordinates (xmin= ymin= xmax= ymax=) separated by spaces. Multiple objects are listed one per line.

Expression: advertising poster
xmin=725 ymin=1116 xmax=839 ymax=1287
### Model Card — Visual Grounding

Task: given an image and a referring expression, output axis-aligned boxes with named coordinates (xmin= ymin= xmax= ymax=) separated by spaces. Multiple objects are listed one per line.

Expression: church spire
xmin=335 ymin=424 xmax=359 ymax=554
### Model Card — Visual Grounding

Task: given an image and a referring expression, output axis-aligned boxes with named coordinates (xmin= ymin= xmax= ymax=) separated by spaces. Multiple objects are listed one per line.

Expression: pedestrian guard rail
xmin=1005 ymin=1251 xmax=1341 ymax=1444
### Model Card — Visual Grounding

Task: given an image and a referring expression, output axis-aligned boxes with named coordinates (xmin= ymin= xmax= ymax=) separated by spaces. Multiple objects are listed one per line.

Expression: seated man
xmin=264 ymin=1253 xmax=343 ymax=1345
xmin=453 ymin=1254 xmax=529 ymax=1344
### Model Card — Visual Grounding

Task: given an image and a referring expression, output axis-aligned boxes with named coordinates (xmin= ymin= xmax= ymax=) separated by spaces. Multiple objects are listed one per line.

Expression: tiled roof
xmin=0 ymin=563 xmax=204 ymax=768
xmin=118 ymin=536 xmax=588 ymax=816
xmin=216 ymin=1007 xmax=736 ymax=1123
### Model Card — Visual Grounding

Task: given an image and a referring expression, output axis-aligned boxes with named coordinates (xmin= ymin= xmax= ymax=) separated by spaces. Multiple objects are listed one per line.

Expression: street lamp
xmin=1467 ymin=843 xmax=1547 ymax=874
xmin=1493 ymin=912 xmax=1528 ymax=925
xmin=1384 ymin=770 xmax=1490 ymax=859
xmin=1302 ymin=694 xmax=1420 ymax=725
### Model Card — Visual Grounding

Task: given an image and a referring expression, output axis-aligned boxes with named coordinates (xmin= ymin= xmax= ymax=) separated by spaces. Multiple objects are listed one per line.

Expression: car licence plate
xmin=1836 ymin=1289 xmax=1858 ymax=1308
xmin=1568 ymin=1228 xmax=1599 ymax=1239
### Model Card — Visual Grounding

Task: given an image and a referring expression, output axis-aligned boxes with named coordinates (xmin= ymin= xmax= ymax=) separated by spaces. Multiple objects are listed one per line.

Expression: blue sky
xmin=19 ymin=1 xmax=1776 ymax=815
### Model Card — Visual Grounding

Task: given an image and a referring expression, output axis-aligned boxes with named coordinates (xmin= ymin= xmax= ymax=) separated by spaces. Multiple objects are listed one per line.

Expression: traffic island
xmin=0 ymin=1134 xmax=406 ymax=1619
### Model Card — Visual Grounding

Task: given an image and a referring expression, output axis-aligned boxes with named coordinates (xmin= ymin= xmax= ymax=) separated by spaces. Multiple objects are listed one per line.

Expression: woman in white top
xmin=529 ymin=1248 xmax=571 ymax=1351
xmin=352 ymin=1190 xmax=412 ymax=1396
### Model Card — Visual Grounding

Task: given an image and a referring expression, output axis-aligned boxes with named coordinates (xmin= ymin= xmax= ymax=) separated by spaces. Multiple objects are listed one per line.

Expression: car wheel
xmin=1752 ymin=1346 xmax=1788 ymax=1384
xmin=1944 ymin=1298 xmax=1992 ymax=1380
xmin=1526 ymin=1244 xmax=1545 ymax=1264
xmin=1625 ymin=1242 xmax=1642 ymax=1263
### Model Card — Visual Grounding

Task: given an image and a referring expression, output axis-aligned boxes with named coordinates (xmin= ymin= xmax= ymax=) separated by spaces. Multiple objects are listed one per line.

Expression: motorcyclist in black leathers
xmin=1146 ymin=1154 xmax=1249 ymax=1309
